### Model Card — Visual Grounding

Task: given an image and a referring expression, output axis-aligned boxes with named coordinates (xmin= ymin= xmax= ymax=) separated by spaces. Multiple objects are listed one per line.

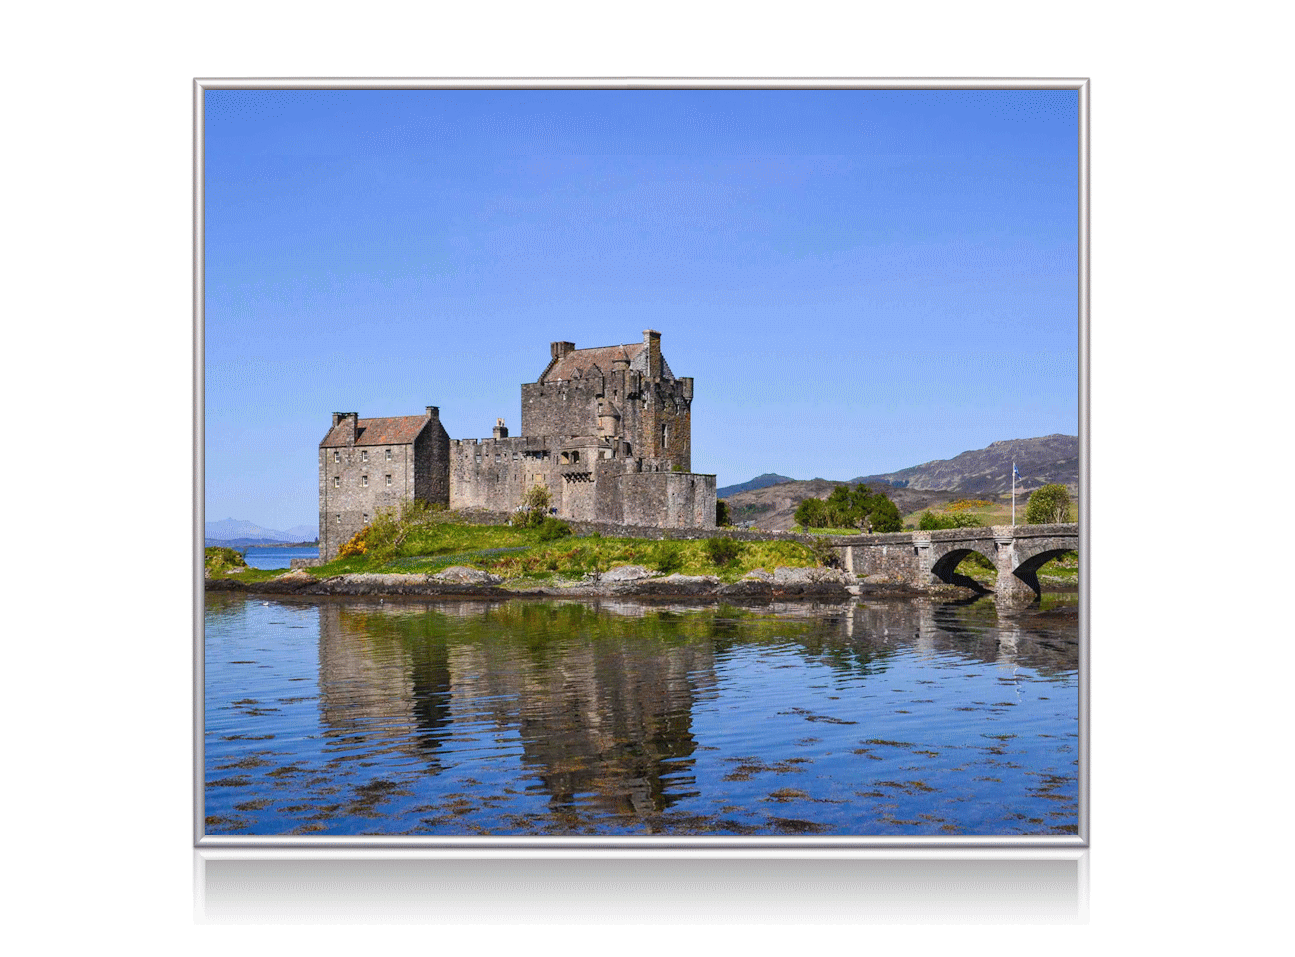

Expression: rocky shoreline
xmin=205 ymin=563 xmax=944 ymax=602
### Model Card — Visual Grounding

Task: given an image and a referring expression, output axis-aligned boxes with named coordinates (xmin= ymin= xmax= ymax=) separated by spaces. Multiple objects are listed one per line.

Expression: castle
xmin=318 ymin=330 xmax=718 ymax=559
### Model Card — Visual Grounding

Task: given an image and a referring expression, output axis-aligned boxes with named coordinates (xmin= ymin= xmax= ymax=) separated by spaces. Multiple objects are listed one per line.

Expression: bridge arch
xmin=929 ymin=546 xmax=995 ymax=592
xmin=825 ymin=523 xmax=1078 ymax=604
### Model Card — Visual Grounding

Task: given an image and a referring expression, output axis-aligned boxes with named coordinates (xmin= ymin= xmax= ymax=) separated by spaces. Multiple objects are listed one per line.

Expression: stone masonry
xmin=318 ymin=331 xmax=717 ymax=559
xmin=318 ymin=407 xmax=450 ymax=560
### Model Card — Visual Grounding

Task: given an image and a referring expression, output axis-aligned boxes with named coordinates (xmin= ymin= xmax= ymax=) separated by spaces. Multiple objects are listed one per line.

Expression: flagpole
xmin=1012 ymin=461 xmax=1016 ymax=526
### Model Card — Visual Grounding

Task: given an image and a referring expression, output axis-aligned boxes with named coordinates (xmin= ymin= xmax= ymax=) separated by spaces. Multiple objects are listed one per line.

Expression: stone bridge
xmin=830 ymin=523 xmax=1079 ymax=603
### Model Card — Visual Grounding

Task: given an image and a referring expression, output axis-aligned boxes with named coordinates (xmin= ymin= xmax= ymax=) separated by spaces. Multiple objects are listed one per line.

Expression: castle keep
xmin=318 ymin=331 xmax=717 ymax=559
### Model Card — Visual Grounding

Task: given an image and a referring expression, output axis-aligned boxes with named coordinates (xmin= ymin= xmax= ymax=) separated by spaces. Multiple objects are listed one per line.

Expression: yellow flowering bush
xmin=337 ymin=526 xmax=371 ymax=558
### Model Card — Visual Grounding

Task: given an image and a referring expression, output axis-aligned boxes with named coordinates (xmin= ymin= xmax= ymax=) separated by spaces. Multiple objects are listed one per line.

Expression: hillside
xmin=721 ymin=435 xmax=1079 ymax=531
xmin=857 ymin=434 xmax=1079 ymax=495
xmin=206 ymin=518 xmax=318 ymax=544
xmin=716 ymin=473 xmax=797 ymax=498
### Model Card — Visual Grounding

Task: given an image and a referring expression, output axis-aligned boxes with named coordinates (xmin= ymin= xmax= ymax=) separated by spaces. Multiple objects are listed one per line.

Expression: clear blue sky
xmin=205 ymin=89 xmax=1078 ymax=530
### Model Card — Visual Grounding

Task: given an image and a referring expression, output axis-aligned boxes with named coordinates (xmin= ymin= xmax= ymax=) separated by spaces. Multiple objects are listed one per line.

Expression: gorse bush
xmin=946 ymin=499 xmax=992 ymax=512
xmin=337 ymin=526 xmax=371 ymax=558
xmin=344 ymin=497 xmax=447 ymax=563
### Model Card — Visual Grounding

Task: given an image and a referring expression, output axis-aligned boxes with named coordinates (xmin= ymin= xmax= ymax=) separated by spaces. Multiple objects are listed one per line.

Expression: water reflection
xmin=205 ymin=595 xmax=1079 ymax=836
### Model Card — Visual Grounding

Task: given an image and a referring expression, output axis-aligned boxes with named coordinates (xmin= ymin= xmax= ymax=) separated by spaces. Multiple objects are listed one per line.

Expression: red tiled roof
xmin=543 ymin=342 xmax=647 ymax=382
xmin=320 ymin=415 xmax=430 ymax=448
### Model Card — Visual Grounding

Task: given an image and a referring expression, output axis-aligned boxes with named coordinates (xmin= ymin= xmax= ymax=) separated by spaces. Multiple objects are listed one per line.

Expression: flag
xmin=1013 ymin=464 xmax=1020 ymax=480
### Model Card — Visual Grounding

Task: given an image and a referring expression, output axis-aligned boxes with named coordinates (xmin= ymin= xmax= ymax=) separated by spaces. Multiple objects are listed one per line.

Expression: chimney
xmin=643 ymin=329 xmax=661 ymax=378
xmin=551 ymin=341 xmax=575 ymax=360
xmin=425 ymin=405 xmax=440 ymax=423
xmin=493 ymin=417 xmax=509 ymax=439
xmin=332 ymin=412 xmax=358 ymax=445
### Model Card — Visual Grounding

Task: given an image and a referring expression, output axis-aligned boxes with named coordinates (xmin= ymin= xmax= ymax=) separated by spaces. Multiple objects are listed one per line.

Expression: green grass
xmin=207 ymin=518 xmax=821 ymax=586
xmin=901 ymin=498 xmax=1081 ymax=530
xmin=205 ymin=517 xmax=1079 ymax=591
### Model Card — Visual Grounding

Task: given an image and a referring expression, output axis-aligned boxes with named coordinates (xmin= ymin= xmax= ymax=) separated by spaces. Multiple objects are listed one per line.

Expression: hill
xmin=721 ymin=435 xmax=1078 ymax=531
xmin=716 ymin=473 xmax=797 ymax=498
xmin=206 ymin=518 xmax=318 ymax=544
xmin=855 ymin=434 xmax=1078 ymax=495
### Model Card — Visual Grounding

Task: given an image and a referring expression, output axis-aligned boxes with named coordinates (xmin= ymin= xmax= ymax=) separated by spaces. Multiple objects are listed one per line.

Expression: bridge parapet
xmin=833 ymin=524 xmax=1078 ymax=603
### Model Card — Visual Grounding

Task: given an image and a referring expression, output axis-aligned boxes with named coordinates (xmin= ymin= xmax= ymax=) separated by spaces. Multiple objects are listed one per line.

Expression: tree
xmin=867 ymin=495 xmax=903 ymax=532
xmin=522 ymin=483 xmax=552 ymax=526
xmin=716 ymin=499 xmax=732 ymax=527
xmin=1025 ymin=484 xmax=1072 ymax=524
xmin=794 ymin=496 xmax=830 ymax=529
xmin=794 ymin=484 xmax=903 ymax=531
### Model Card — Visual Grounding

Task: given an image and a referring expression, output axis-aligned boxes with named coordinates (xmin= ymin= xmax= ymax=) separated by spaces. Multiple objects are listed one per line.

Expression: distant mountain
xmin=723 ymin=435 xmax=1079 ymax=531
xmin=854 ymin=435 xmax=1079 ymax=496
xmin=205 ymin=518 xmax=318 ymax=544
xmin=717 ymin=473 xmax=798 ymax=498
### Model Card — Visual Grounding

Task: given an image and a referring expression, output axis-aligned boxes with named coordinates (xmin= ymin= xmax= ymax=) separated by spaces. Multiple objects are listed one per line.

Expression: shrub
xmin=1026 ymin=484 xmax=1072 ymax=524
xmin=808 ymin=537 xmax=842 ymax=569
xmin=716 ymin=499 xmax=732 ymax=527
xmin=536 ymin=517 xmax=572 ymax=542
xmin=704 ymin=536 xmax=743 ymax=566
xmin=204 ymin=546 xmax=247 ymax=572
xmin=654 ymin=542 xmax=685 ymax=574
xmin=520 ymin=483 xmax=553 ymax=526
xmin=337 ymin=526 xmax=371 ymax=558
xmin=918 ymin=510 xmax=984 ymax=530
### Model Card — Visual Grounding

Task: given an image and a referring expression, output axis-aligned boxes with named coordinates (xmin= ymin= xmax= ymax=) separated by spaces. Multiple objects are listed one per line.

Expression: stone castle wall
xmin=319 ymin=335 xmax=714 ymax=552
xmin=319 ymin=413 xmax=449 ymax=560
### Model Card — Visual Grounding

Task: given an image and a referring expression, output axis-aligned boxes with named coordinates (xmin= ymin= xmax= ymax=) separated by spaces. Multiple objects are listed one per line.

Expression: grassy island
xmin=204 ymin=502 xmax=1078 ymax=592
xmin=205 ymin=504 xmax=820 ymax=588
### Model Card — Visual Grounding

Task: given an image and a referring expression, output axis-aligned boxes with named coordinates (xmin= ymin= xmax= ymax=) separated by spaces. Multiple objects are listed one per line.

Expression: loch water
xmin=204 ymin=595 xmax=1079 ymax=837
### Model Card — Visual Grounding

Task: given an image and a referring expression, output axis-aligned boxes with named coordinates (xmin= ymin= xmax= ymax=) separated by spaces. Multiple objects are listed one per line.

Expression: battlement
xmin=320 ymin=332 xmax=713 ymax=552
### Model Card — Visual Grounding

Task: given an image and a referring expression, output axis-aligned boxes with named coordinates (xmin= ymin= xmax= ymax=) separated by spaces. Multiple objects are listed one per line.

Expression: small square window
xmin=334 ymin=476 xmax=340 ymax=488
xmin=334 ymin=451 xmax=340 ymax=462
xmin=336 ymin=514 xmax=341 ymax=524
xmin=362 ymin=475 xmax=368 ymax=487
xmin=386 ymin=475 xmax=392 ymax=486
xmin=386 ymin=449 xmax=392 ymax=461
xmin=362 ymin=450 xmax=369 ymax=463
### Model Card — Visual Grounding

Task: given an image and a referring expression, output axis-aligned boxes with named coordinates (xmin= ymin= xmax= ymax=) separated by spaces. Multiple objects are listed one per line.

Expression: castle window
xmin=336 ymin=514 xmax=341 ymax=524
xmin=386 ymin=474 xmax=392 ymax=486
xmin=385 ymin=449 xmax=392 ymax=461
xmin=361 ymin=451 xmax=368 ymax=463
xmin=362 ymin=475 xmax=368 ymax=487
xmin=333 ymin=476 xmax=340 ymax=488
xmin=363 ymin=513 xmax=368 ymax=522
xmin=333 ymin=451 xmax=340 ymax=463
xmin=661 ymin=424 xmax=669 ymax=447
